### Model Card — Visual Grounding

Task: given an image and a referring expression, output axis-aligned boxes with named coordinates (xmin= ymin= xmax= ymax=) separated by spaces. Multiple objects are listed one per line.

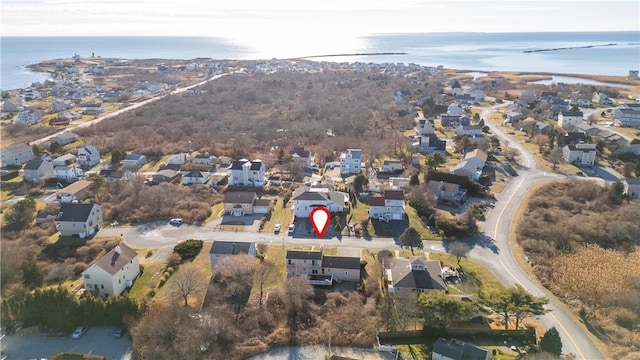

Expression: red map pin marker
xmin=310 ymin=207 xmax=330 ymax=239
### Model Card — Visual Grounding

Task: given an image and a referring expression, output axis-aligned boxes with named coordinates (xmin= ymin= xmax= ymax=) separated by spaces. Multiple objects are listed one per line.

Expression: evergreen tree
xmin=539 ymin=327 xmax=563 ymax=355
xmin=21 ymin=259 xmax=45 ymax=290
xmin=399 ymin=227 xmax=422 ymax=255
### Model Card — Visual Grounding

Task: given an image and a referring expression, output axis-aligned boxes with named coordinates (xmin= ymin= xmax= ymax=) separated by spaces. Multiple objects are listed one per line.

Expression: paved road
xmin=472 ymin=103 xmax=606 ymax=360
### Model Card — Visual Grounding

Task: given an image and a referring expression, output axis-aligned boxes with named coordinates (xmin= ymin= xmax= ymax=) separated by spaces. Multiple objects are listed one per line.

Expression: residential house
xmin=339 ymin=149 xmax=362 ymax=175
xmin=55 ymin=111 xmax=82 ymax=124
xmin=50 ymin=132 xmax=79 ymax=145
xmin=536 ymin=121 xmax=551 ymax=135
xmin=599 ymin=130 xmax=629 ymax=150
xmin=623 ymin=177 xmax=640 ymax=198
xmin=24 ymin=89 xmax=42 ymax=101
xmin=368 ymin=189 xmax=405 ymax=221
xmin=592 ymin=92 xmax=609 ymax=105
xmin=54 ymin=202 xmax=102 ymax=237
xmin=292 ymin=186 xmax=348 ymax=218
xmin=381 ymin=159 xmax=404 ymax=173
xmin=16 ymin=109 xmax=44 ymax=125
xmin=151 ymin=169 xmax=180 ymax=183
xmin=50 ymin=99 xmax=74 ymax=113
xmin=82 ymin=102 xmax=104 ymax=115
xmin=386 ymin=256 xmax=446 ymax=295
xmin=54 ymin=164 xmax=84 ymax=180
xmin=426 ymin=180 xmax=468 ymax=204
xmin=82 ymin=243 xmax=139 ymax=298
xmin=227 ymin=159 xmax=265 ymax=187
xmin=286 ymin=249 xmax=361 ymax=284
xmin=540 ymin=91 xmax=558 ymax=103
xmin=167 ymin=153 xmax=190 ymax=165
xmin=455 ymin=93 xmax=477 ymax=105
xmin=574 ymin=122 xmax=601 ymax=137
xmin=23 ymin=159 xmax=53 ymax=182
xmin=447 ymin=103 xmax=464 ymax=116
xmin=506 ymin=111 xmax=525 ymax=123
xmin=209 ymin=241 xmax=257 ymax=272
xmin=614 ymin=108 xmax=640 ymax=127
xmin=77 ymin=145 xmax=101 ymax=167
xmin=415 ymin=116 xmax=436 ymax=136
xmin=389 ymin=177 xmax=411 ymax=189
xmin=455 ymin=125 xmax=483 ymax=137
xmin=450 ymin=149 xmax=487 ymax=181
xmin=440 ymin=115 xmax=469 ymax=128
xmin=550 ymin=99 xmax=571 ymax=118
xmin=2 ymin=97 xmax=25 ymax=112
xmin=291 ymin=146 xmax=313 ymax=169
xmin=191 ymin=154 xmax=216 ymax=166
xmin=0 ymin=143 xmax=34 ymax=166
xmin=183 ymin=171 xmax=210 ymax=185
xmin=564 ymin=132 xmax=587 ymax=145
xmin=57 ymin=180 xmax=92 ymax=203
xmin=122 ymin=154 xmax=147 ymax=168
xmin=432 ymin=338 xmax=490 ymax=360
xmin=558 ymin=110 xmax=584 ymax=128
xmin=563 ymin=143 xmax=596 ymax=165
xmin=417 ymin=135 xmax=447 ymax=154
xmin=223 ymin=191 xmax=271 ymax=216
xmin=52 ymin=153 xmax=77 ymax=167
xmin=615 ymin=144 xmax=640 ymax=156
xmin=99 ymin=169 xmax=132 ymax=181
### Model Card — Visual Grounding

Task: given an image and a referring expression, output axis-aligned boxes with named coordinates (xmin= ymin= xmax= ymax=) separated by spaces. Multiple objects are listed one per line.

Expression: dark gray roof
xmin=5 ymin=143 xmax=31 ymax=154
xmin=209 ymin=241 xmax=253 ymax=255
xmin=124 ymin=154 xmax=144 ymax=161
xmin=286 ymin=250 xmax=323 ymax=260
xmin=561 ymin=110 xmax=584 ymax=117
xmin=389 ymin=258 xmax=446 ymax=291
xmin=625 ymin=177 xmax=640 ymax=185
xmin=185 ymin=170 xmax=205 ymax=178
xmin=229 ymin=160 xmax=248 ymax=170
xmin=322 ymin=256 xmax=361 ymax=269
xmin=253 ymin=199 xmax=271 ymax=207
xmin=56 ymin=203 xmax=97 ymax=222
xmin=24 ymin=159 xmax=45 ymax=170
xmin=223 ymin=191 xmax=256 ymax=204
xmin=250 ymin=160 xmax=263 ymax=171
xmin=433 ymin=338 xmax=489 ymax=360
xmin=292 ymin=146 xmax=310 ymax=157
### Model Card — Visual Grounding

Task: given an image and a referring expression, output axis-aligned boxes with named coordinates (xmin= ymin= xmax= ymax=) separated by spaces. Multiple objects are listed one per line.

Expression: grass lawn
xmin=612 ymin=126 xmax=640 ymax=139
xmin=429 ymin=253 xmax=506 ymax=294
xmin=263 ymin=196 xmax=294 ymax=232
xmin=489 ymin=112 xmax=505 ymax=125
xmin=156 ymin=242 xmax=212 ymax=309
xmin=347 ymin=201 xmax=369 ymax=225
xmin=140 ymin=154 xmax=171 ymax=172
xmin=128 ymin=260 xmax=164 ymax=301
xmin=204 ymin=202 xmax=224 ymax=223
xmin=405 ymin=205 xmax=440 ymax=241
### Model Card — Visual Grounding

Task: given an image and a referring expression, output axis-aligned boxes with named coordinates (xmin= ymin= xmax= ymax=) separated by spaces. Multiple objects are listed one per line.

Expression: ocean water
xmin=1 ymin=32 xmax=639 ymax=90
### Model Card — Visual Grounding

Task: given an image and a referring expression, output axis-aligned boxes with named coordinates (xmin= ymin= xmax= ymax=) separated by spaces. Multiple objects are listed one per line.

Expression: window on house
xmin=89 ymin=221 xmax=93 ymax=226
xmin=312 ymin=270 xmax=318 ymax=274
xmin=119 ymin=279 xmax=121 ymax=284
xmin=84 ymin=274 xmax=90 ymax=279
xmin=101 ymin=285 xmax=104 ymax=289
xmin=311 ymin=260 xmax=316 ymax=266
xmin=345 ymin=271 xmax=348 ymax=276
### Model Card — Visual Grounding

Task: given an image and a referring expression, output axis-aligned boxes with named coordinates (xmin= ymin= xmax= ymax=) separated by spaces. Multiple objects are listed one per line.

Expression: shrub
xmin=163 ymin=271 xmax=171 ymax=278
xmin=166 ymin=267 xmax=174 ymax=274
xmin=73 ymin=262 xmax=88 ymax=275
xmin=172 ymin=239 xmax=203 ymax=260
xmin=166 ymin=252 xmax=182 ymax=267
xmin=145 ymin=250 xmax=153 ymax=258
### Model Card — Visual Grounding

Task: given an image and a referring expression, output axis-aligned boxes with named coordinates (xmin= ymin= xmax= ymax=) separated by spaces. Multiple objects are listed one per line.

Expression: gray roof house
xmin=122 ymin=154 xmax=147 ymax=168
xmin=54 ymin=203 xmax=102 ymax=238
xmin=386 ymin=256 xmax=446 ymax=295
xmin=286 ymin=249 xmax=361 ymax=284
xmin=23 ymin=159 xmax=53 ymax=182
xmin=432 ymin=338 xmax=489 ymax=360
xmin=1 ymin=143 xmax=34 ymax=167
xmin=209 ymin=241 xmax=256 ymax=272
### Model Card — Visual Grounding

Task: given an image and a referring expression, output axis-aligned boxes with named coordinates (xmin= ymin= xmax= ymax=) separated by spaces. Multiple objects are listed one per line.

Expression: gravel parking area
xmin=3 ymin=326 xmax=132 ymax=360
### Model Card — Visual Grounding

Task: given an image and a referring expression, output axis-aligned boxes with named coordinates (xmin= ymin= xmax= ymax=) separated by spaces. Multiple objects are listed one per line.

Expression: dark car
xmin=114 ymin=327 xmax=126 ymax=338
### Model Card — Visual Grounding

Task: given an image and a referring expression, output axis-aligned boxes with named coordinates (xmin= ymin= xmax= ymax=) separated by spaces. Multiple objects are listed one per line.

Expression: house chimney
xmin=115 ymin=246 xmax=121 ymax=254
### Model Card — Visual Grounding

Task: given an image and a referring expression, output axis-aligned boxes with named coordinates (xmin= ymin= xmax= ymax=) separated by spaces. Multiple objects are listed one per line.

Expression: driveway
xmin=3 ymin=326 xmax=132 ymax=360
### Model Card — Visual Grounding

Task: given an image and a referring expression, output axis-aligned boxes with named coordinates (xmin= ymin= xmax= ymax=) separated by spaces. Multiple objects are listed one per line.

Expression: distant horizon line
xmin=2 ymin=30 xmax=639 ymax=38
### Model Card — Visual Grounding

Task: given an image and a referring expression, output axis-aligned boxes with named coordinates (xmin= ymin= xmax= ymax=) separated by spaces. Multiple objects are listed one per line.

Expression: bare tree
xmin=215 ymin=254 xmax=257 ymax=319
xmin=448 ymin=241 xmax=471 ymax=268
xmin=254 ymin=259 xmax=280 ymax=308
xmin=45 ymin=262 xmax=74 ymax=286
xmin=547 ymin=147 xmax=564 ymax=171
xmin=168 ymin=264 xmax=208 ymax=307
xmin=284 ymin=275 xmax=314 ymax=331
xmin=532 ymin=134 xmax=549 ymax=153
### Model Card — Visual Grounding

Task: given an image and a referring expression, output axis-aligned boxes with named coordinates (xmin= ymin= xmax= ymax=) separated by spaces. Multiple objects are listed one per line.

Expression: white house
xmin=23 ymin=159 xmax=53 ymax=182
xmin=558 ymin=110 xmax=584 ymax=128
xmin=286 ymin=249 xmax=361 ymax=284
xmin=386 ymin=256 xmax=446 ymax=295
xmin=227 ymin=159 xmax=265 ymax=187
xmin=82 ymin=243 xmax=140 ymax=298
xmin=292 ymin=186 xmax=348 ymax=218
xmin=52 ymin=153 xmax=77 ymax=167
xmin=77 ymin=145 xmax=101 ymax=167
xmin=50 ymin=132 xmax=79 ymax=145
xmin=291 ymin=146 xmax=313 ymax=169
xmin=432 ymin=338 xmax=489 ymax=360
xmin=415 ymin=116 xmax=436 ymax=136
xmin=82 ymin=102 xmax=104 ymax=115
xmin=381 ymin=159 xmax=404 ymax=173
xmin=454 ymin=124 xmax=483 ymax=136
xmin=122 ymin=154 xmax=147 ymax=168
xmin=2 ymin=97 xmax=25 ymax=112
xmin=183 ymin=170 xmax=210 ymax=185
xmin=54 ymin=165 xmax=84 ymax=180
xmin=447 ymin=103 xmax=464 ymax=116
xmin=339 ymin=149 xmax=362 ymax=175
xmin=615 ymin=108 xmax=640 ymax=127
xmin=50 ymin=99 xmax=74 ymax=113
xmin=0 ymin=143 xmax=34 ymax=166
xmin=209 ymin=241 xmax=257 ymax=273
xmin=592 ymin=92 xmax=609 ymax=105
xmin=450 ymin=149 xmax=488 ymax=181
xmin=16 ymin=109 xmax=44 ymax=125
xmin=167 ymin=153 xmax=190 ymax=165
xmin=368 ymin=190 xmax=405 ymax=222
xmin=623 ymin=177 xmax=640 ymax=198
xmin=563 ymin=143 xmax=596 ymax=165
xmin=55 ymin=202 xmax=102 ymax=238
xmin=191 ymin=154 xmax=216 ymax=165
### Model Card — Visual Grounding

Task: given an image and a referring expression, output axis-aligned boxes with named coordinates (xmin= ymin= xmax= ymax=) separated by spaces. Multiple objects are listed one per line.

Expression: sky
xmin=2 ymin=0 xmax=639 ymax=40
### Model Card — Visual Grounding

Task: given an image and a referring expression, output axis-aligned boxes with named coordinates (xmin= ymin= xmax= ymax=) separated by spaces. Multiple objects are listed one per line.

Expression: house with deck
xmin=449 ymin=149 xmax=487 ymax=181
xmin=368 ymin=190 xmax=405 ymax=222
xmin=386 ymin=256 xmax=446 ymax=295
xmin=426 ymin=180 xmax=468 ymax=204
xmin=292 ymin=186 xmax=348 ymax=218
xmin=286 ymin=249 xmax=361 ymax=285
xmin=339 ymin=149 xmax=362 ymax=175
xmin=227 ymin=159 xmax=265 ymax=187
xmin=81 ymin=243 xmax=140 ymax=298
xmin=563 ymin=143 xmax=596 ymax=165
xmin=77 ymin=145 xmax=101 ymax=167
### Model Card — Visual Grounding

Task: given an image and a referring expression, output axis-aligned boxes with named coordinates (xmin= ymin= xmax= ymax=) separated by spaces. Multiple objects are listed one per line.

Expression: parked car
xmin=288 ymin=223 xmax=295 ymax=233
xmin=169 ymin=218 xmax=183 ymax=226
xmin=114 ymin=327 xmax=126 ymax=338
xmin=274 ymin=224 xmax=281 ymax=234
xmin=71 ymin=325 xmax=88 ymax=339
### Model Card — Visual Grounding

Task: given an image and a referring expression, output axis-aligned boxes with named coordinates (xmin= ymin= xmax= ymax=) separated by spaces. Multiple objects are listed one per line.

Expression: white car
xmin=72 ymin=325 xmax=88 ymax=339
xmin=274 ymin=224 xmax=281 ymax=233
xmin=288 ymin=224 xmax=295 ymax=233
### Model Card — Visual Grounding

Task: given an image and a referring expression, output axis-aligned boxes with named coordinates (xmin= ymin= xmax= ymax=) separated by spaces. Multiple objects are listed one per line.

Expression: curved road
xmin=473 ymin=103 xmax=606 ymax=360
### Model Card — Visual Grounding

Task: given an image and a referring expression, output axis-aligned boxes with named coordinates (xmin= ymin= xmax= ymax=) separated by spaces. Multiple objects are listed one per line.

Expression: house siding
xmin=82 ymin=256 xmax=140 ymax=298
